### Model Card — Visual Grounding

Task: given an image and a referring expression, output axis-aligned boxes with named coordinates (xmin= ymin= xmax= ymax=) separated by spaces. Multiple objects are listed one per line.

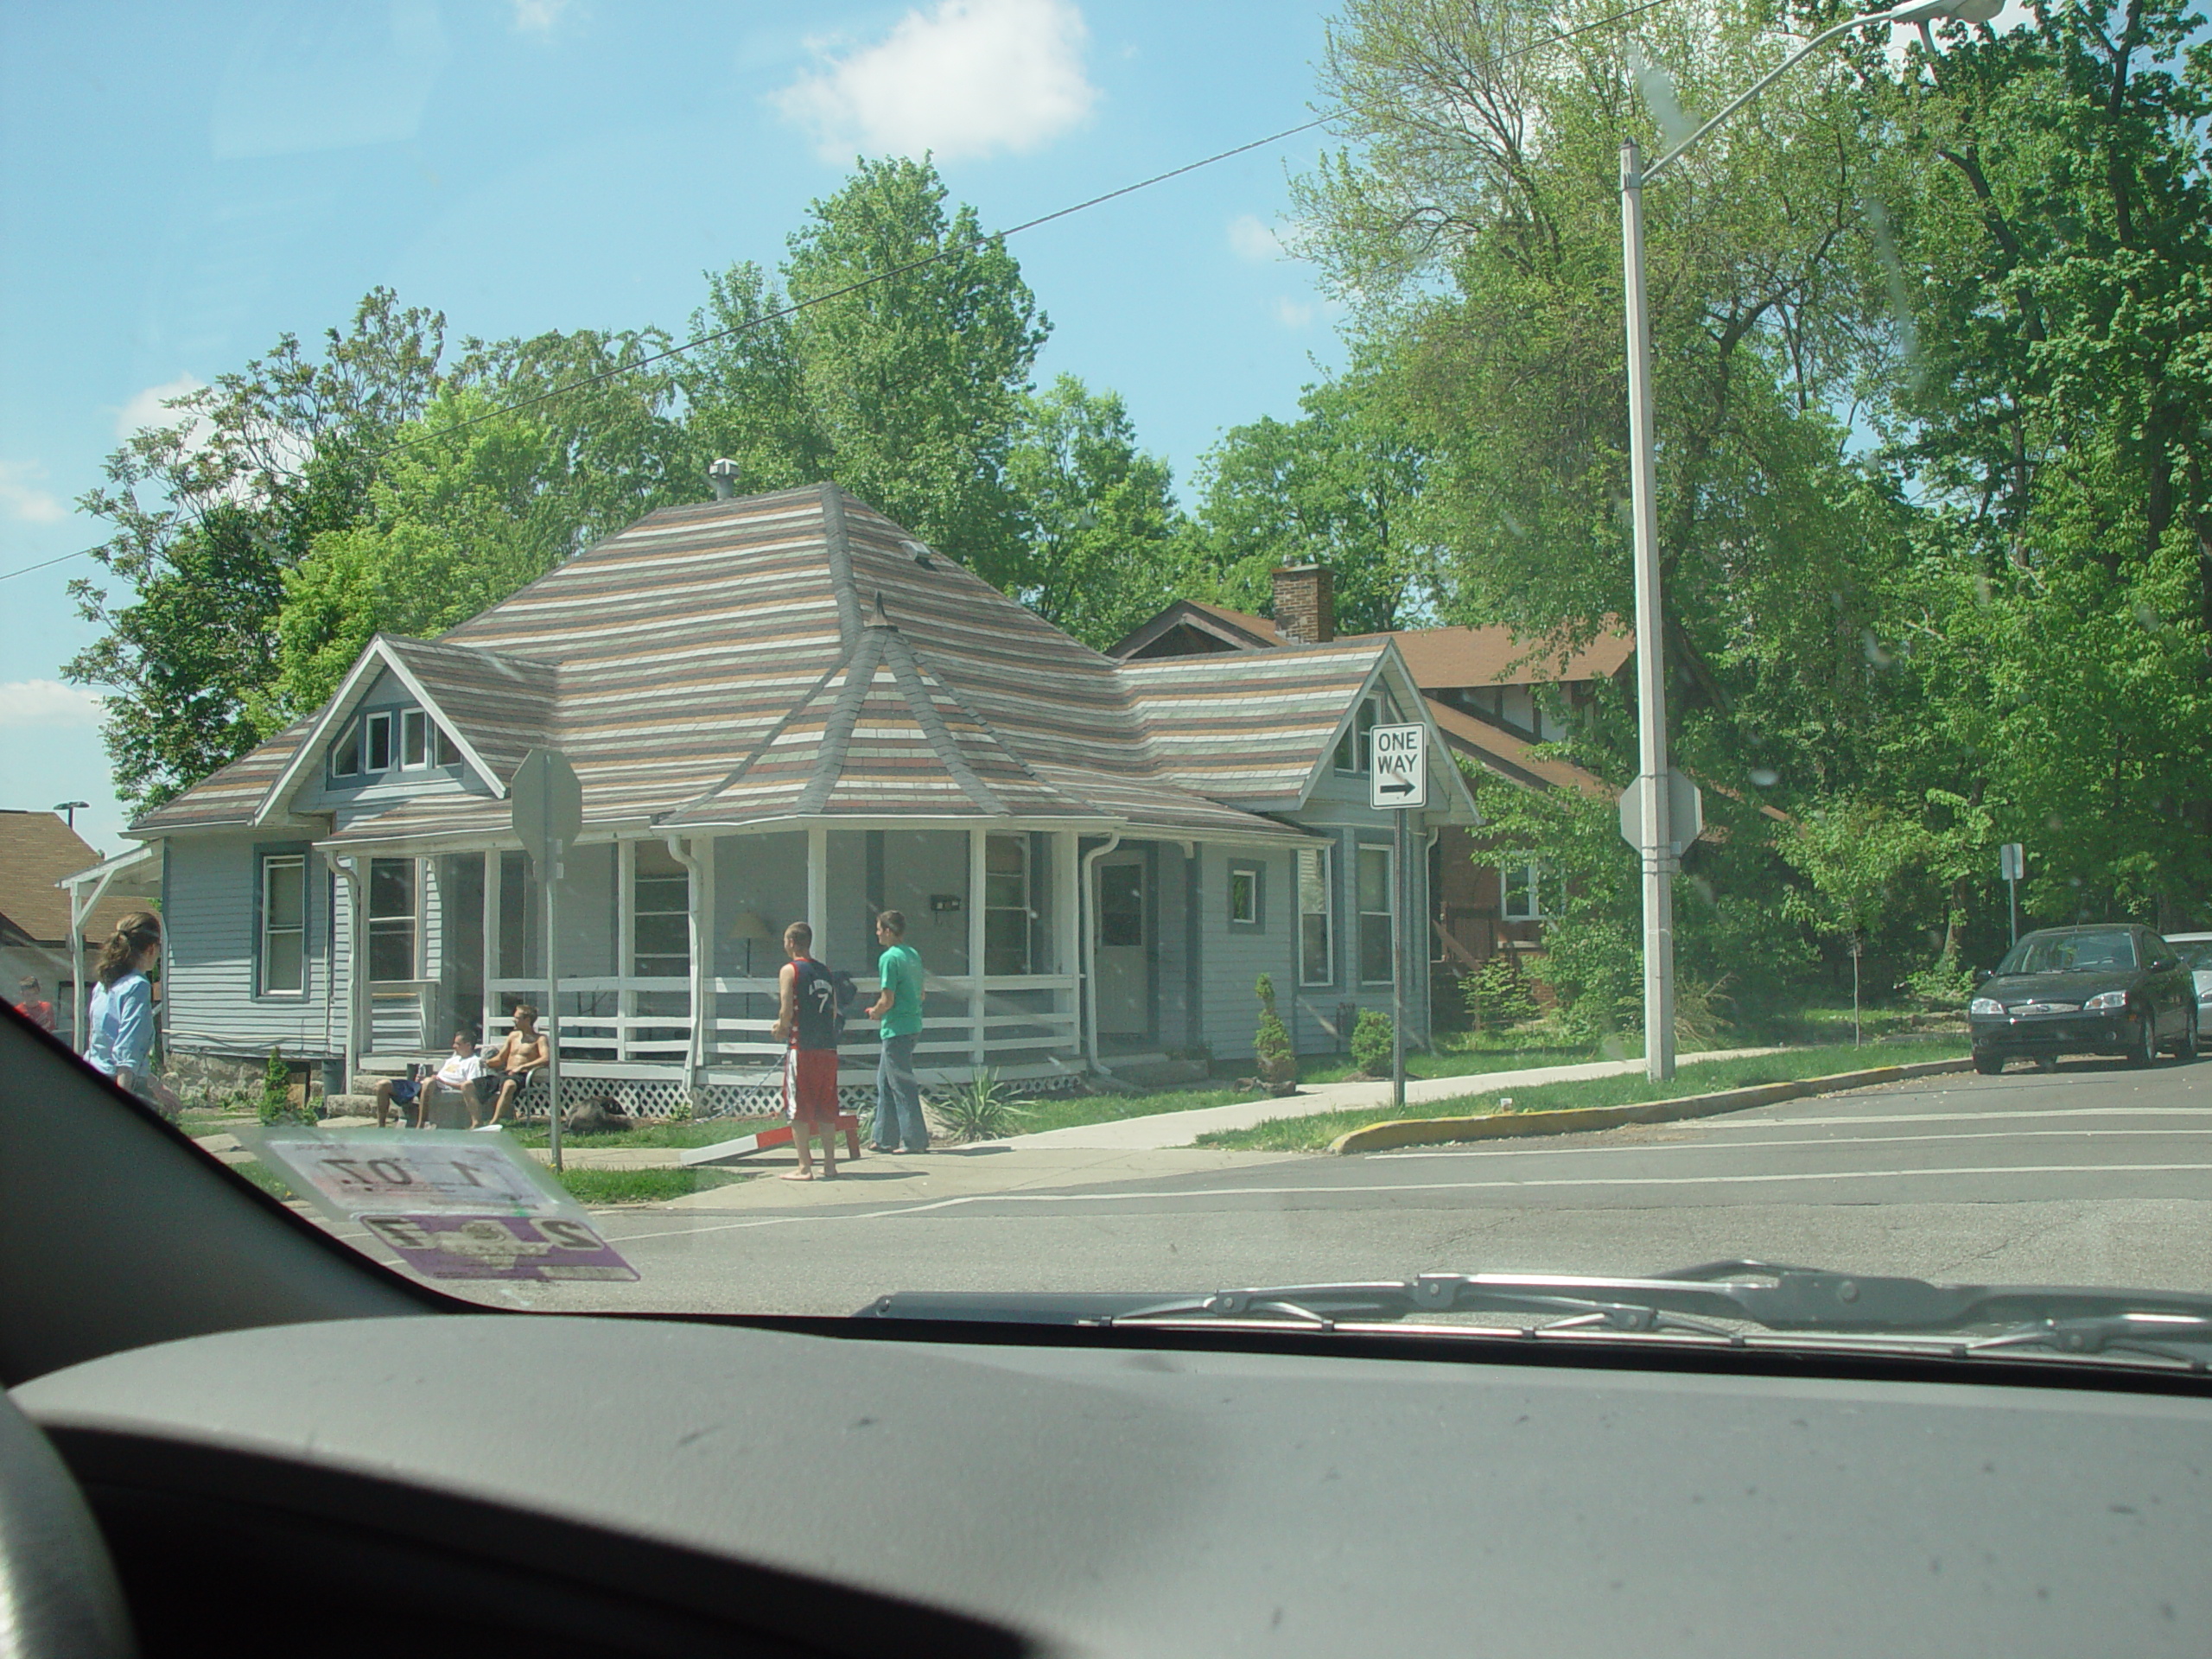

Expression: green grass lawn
xmin=506 ymin=1116 xmax=782 ymax=1150
xmin=553 ymin=1166 xmax=752 ymax=1204
xmin=1196 ymin=1039 xmax=1968 ymax=1154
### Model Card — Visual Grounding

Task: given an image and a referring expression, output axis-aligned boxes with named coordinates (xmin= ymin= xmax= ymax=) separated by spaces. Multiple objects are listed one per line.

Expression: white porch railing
xmin=482 ymin=972 xmax=1080 ymax=1078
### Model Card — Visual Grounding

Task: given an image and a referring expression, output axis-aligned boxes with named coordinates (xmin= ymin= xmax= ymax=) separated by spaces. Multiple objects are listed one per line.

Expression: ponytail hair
xmin=95 ymin=911 xmax=162 ymax=988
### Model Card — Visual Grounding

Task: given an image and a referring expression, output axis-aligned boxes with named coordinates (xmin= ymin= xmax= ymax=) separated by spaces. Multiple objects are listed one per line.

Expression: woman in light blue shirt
xmin=86 ymin=910 xmax=181 ymax=1117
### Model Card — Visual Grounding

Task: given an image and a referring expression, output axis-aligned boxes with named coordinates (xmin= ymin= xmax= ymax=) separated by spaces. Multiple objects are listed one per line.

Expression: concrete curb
xmin=1327 ymin=1058 xmax=1974 ymax=1154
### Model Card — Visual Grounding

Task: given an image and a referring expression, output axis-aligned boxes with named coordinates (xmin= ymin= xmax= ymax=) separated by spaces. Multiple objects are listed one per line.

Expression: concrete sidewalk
xmin=997 ymin=1046 xmax=1787 ymax=1152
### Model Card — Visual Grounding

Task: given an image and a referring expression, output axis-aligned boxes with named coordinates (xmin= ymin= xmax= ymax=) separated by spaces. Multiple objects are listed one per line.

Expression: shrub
xmin=1253 ymin=976 xmax=1296 ymax=1093
xmin=1465 ymin=954 xmax=1539 ymax=1028
xmin=928 ymin=1070 xmax=1027 ymax=1143
xmin=256 ymin=1046 xmax=314 ymax=1126
xmin=1672 ymin=974 xmax=1737 ymax=1052
xmin=1351 ymin=1009 xmax=1395 ymax=1077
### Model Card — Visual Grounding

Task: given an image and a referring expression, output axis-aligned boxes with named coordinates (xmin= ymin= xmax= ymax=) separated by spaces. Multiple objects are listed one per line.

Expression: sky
xmin=0 ymin=0 xmax=1353 ymax=856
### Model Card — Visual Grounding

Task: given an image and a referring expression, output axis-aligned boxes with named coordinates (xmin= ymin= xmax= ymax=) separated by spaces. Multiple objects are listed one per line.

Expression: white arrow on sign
xmin=1369 ymin=723 xmax=1427 ymax=810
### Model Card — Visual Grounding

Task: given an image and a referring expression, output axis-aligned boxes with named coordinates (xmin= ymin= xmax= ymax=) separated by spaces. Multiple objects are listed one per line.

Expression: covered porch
xmin=339 ymin=823 xmax=1095 ymax=1116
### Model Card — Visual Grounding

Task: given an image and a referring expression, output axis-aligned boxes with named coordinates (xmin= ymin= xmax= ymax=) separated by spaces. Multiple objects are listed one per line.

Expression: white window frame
xmin=367 ymin=856 xmax=418 ymax=982
xmin=1357 ymin=844 xmax=1395 ymax=987
xmin=400 ymin=708 xmax=429 ymax=770
xmin=363 ymin=711 xmax=394 ymax=772
xmin=257 ymin=854 xmax=307 ymax=996
xmin=630 ymin=844 xmax=691 ymax=979
xmin=1502 ymin=858 xmax=1546 ymax=922
xmin=983 ymin=833 xmax=1033 ymax=976
xmin=1228 ymin=862 xmax=1262 ymax=928
xmin=1297 ymin=846 xmax=1333 ymax=987
xmin=329 ymin=724 xmax=360 ymax=779
xmin=1334 ymin=697 xmax=1381 ymax=774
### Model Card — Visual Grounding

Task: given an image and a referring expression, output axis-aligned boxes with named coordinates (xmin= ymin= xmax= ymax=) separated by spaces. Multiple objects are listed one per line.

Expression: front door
xmin=1095 ymin=855 xmax=1150 ymax=1038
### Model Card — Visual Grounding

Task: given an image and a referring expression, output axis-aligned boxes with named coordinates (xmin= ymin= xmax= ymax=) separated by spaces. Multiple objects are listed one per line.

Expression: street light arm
xmin=1644 ymin=5 xmax=1919 ymax=181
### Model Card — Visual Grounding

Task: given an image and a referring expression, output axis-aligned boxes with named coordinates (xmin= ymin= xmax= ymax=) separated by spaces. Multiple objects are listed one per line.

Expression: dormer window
xmin=401 ymin=709 xmax=428 ymax=769
xmin=363 ymin=712 xmax=393 ymax=772
xmin=330 ymin=725 xmax=360 ymax=778
xmin=433 ymin=725 xmax=461 ymax=766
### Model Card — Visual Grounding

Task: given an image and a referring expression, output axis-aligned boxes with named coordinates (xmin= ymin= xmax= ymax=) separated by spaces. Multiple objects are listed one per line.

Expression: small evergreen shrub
xmin=929 ymin=1070 xmax=1027 ymax=1142
xmin=1351 ymin=1009 xmax=1395 ymax=1077
xmin=1465 ymin=954 xmax=1539 ymax=1028
xmin=1253 ymin=976 xmax=1296 ymax=1093
xmin=257 ymin=1046 xmax=314 ymax=1126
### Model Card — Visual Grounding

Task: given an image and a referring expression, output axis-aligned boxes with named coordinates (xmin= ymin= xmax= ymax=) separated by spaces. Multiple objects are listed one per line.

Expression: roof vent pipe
xmin=708 ymin=458 xmax=740 ymax=500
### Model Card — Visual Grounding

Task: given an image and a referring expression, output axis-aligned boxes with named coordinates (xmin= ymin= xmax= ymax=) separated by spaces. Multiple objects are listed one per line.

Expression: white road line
xmin=598 ymin=1161 xmax=2212 ymax=1241
xmin=1692 ymin=1105 xmax=2212 ymax=1132
xmin=1376 ymin=1128 xmax=2212 ymax=1160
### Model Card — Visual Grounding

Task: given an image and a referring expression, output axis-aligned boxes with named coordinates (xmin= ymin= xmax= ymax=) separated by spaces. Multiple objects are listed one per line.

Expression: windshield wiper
xmin=861 ymin=1261 xmax=2212 ymax=1370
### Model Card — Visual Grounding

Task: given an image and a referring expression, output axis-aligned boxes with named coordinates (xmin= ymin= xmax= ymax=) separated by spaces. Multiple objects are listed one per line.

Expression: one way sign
xmin=1369 ymin=723 xmax=1427 ymax=810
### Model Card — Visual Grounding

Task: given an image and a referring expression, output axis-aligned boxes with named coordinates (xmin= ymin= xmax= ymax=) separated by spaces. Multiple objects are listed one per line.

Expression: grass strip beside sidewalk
xmin=1196 ymin=1042 xmax=1970 ymax=1154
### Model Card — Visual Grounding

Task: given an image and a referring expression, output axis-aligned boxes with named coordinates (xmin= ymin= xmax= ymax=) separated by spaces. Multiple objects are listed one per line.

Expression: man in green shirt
xmin=866 ymin=909 xmax=929 ymax=1153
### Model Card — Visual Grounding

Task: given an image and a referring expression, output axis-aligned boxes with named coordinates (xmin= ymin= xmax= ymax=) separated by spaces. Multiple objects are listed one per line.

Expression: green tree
xmin=1003 ymin=375 xmax=1187 ymax=648
xmin=1185 ymin=372 xmax=1431 ymax=634
xmin=781 ymin=156 xmax=1048 ymax=585
xmin=67 ymin=289 xmax=444 ymax=809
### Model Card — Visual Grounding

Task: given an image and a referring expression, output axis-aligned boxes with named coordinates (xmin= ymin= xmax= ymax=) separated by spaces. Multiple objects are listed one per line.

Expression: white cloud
xmin=773 ymin=0 xmax=1098 ymax=163
xmin=0 ymin=680 xmax=103 ymax=730
xmin=114 ymin=373 xmax=207 ymax=441
xmin=1228 ymin=213 xmax=1282 ymax=262
xmin=510 ymin=0 xmax=576 ymax=37
xmin=1273 ymin=297 xmax=1317 ymax=330
xmin=0 ymin=461 xmax=66 ymax=524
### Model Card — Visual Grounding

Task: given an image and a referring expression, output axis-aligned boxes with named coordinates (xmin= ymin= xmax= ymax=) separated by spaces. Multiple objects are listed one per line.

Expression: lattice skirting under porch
xmin=509 ymin=1070 xmax=1084 ymax=1122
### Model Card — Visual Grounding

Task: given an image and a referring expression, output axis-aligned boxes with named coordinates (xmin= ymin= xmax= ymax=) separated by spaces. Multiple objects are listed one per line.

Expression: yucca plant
xmin=927 ymin=1069 xmax=1027 ymax=1143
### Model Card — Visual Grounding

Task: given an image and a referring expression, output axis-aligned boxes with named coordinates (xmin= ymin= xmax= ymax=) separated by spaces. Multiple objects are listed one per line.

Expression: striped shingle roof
xmin=136 ymin=485 xmax=1453 ymax=849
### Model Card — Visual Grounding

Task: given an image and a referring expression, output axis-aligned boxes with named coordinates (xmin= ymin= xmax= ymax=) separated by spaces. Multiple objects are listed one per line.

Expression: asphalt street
xmin=479 ymin=1053 xmax=2212 ymax=1318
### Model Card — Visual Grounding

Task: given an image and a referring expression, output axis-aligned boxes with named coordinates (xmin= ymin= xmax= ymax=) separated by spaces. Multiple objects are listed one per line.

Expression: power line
xmin=0 ymin=0 xmax=1673 ymax=588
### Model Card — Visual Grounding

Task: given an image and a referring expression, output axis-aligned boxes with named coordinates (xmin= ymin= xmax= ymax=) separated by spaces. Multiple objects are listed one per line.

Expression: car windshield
xmin=8 ymin=1 xmax=2210 ymax=1370
xmin=1997 ymin=931 xmax=2141 ymax=976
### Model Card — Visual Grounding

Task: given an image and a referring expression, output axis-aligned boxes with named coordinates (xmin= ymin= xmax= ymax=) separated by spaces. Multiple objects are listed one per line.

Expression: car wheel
xmin=1973 ymin=1052 xmax=2005 ymax=1076
xmin=2177 ymin=1007 xmax=2201 ymax=1062
xmin=2034 ymin=1054 xmax=2057 ymax=1073
xmin=2130 ymin=1008 xmax=2160 ymax=1068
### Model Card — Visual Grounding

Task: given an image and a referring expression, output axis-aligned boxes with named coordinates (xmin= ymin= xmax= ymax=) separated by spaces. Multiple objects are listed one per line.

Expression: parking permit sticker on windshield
xmin=237 ymin=1129 xmax=639 ymax=1283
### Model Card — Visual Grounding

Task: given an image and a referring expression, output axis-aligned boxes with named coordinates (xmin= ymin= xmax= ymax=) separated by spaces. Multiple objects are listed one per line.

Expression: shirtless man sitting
xmin=473 ymin=1004 xmax=549 ymax=1129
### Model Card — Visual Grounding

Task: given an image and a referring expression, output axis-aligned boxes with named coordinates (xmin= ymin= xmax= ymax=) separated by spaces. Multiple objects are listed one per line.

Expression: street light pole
xmin=1617 ymin=0 xmax=1999 ymax=1084
xmin=1619 ymin=136 xmax=1675 ymax=1083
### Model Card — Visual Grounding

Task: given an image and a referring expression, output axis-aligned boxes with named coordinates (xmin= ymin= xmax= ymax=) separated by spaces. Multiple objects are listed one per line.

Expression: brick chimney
xmin=1271 ymin=564 xmax=1334 ymax=644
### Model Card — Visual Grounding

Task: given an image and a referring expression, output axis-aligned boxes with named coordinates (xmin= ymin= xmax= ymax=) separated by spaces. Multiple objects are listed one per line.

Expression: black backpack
xmin=827 ymin=967 xmax=860 ymax=1040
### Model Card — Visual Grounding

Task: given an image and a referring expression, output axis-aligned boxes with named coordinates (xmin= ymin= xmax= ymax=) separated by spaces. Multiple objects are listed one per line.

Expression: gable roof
xmin=0 ymin=812 xmax=140 ymax=942
xmin=1427 ymin=699 xmax=1613 ymax=798
xmin=139 ymin=484 xmax=1462 ymax=850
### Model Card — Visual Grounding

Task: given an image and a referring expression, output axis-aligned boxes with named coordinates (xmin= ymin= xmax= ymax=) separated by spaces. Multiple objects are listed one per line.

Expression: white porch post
xmin=805 ymin=825 xmax=828 ymax=950
xmin=968 ymin=826 xmax=988 ymax=1070
xmin=480 ymin=849 xmax=498 ymax=1044
xmin=616 ymin=838 xmax=637 ymax=1065
xmin=670 ymin=834 xmax=712 ymax=1082
xmin=1053 ymin=830 xmax=1079 ymax=1058
xmin=67 ymin=865 xmax=117 ymax=1053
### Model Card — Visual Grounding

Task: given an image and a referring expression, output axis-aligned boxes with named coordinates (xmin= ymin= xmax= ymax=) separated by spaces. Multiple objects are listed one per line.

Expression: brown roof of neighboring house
xmin=1426 ymin=700 xmax=1614 ymax=798
xmin=136 ymin=486 xmax=1470 ymax=849
xmin=1346 ymin=625 xmax=1632 ymax=690
xmin=0 ymin=811 xmax=141 ymax=942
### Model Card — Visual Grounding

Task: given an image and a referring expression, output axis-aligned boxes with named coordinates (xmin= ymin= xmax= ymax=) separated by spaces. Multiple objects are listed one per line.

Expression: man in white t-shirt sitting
xmin=373 ymin=1030 xmax=486 ymax=1129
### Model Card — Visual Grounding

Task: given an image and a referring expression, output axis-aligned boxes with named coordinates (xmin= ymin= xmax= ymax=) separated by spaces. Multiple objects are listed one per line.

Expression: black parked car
xmin=1968 ymin=925 xmax=2201 ymax=1075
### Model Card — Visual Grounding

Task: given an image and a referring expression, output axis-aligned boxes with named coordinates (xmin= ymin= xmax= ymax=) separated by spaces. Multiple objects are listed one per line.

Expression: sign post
xmin=1370 ymin=724 xmax=1428 ymax=1115
xmin=1999 ymin=842 xmax=2024 ymax=947
xmin=511 ymin=749 xmax=582 ymax=1172
xmin=1617 ymin=771 xmax=1702 ymax=1078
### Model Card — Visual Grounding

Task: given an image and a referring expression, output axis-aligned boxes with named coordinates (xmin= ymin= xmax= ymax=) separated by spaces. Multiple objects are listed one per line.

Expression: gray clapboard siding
xmin=162 ymin=833 xmax=342 ymax=1060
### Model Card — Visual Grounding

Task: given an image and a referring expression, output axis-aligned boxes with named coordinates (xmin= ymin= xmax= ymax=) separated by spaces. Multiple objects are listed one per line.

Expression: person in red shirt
xmin=14 ymin=976 xmax=55 ymax=1033
xmin=770 ymin=922 xmax=842 ymax=1181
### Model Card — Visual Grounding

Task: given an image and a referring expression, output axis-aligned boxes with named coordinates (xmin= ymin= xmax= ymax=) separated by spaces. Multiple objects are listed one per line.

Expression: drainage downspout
xmin=1080 ymin=830 xmax=1124 ymax=1078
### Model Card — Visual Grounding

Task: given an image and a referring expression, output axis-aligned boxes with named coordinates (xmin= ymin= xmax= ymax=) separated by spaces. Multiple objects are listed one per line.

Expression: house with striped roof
xmin=81 ymin=481 xmax=1474 ymax=1113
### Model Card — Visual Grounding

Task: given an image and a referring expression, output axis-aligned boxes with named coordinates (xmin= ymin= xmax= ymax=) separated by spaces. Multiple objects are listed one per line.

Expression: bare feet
xmin=781 ymin=1167 xmax=816 ymax=1181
